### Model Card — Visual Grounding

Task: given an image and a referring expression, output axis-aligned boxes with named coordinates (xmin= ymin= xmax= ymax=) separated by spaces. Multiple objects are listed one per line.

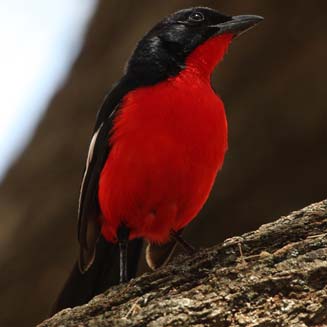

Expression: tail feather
xmin=145 ymin=239 xmax=178 ymax=270
xmin=145 ymin=229 xmax=184 ymax=270
xmin=51 ymin=236 xmax=143 ymax=315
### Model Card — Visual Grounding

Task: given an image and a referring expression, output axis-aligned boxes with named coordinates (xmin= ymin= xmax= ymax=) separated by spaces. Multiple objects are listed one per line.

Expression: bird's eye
xmin=189 ymin=12 xmax=205 ymax=23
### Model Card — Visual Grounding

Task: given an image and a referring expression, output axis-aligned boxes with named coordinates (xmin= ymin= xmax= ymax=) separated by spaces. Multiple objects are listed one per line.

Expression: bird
xmin=52 ymin=7 xmax=263 ymax=314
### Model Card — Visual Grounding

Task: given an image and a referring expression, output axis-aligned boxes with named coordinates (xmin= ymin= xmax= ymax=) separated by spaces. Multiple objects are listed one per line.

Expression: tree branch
xmin=39 ymin=200 xmax=327 ymax=327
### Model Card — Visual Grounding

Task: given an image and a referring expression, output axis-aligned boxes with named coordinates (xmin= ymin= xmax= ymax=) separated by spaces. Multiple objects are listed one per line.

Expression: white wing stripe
xmin=78 ymin=123 xmax=103 ymax=216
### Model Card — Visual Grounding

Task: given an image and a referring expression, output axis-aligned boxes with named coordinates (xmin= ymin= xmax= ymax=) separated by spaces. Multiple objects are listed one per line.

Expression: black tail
xmin=51 ymin=236 xmax=143 ymax=315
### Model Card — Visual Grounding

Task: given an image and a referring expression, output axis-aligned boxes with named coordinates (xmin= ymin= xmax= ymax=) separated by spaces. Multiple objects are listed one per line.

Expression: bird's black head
xmin=125 ymin=7 xmax=263 ymax=86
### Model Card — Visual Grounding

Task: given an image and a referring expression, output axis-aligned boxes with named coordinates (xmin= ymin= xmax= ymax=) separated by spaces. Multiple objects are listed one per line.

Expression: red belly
xmin=98 ymin=73 xmax=227 ymax=243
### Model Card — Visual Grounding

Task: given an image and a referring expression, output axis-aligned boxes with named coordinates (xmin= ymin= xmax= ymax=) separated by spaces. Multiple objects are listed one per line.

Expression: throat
xmin=185 ymin=34 xmax=233 ymax=79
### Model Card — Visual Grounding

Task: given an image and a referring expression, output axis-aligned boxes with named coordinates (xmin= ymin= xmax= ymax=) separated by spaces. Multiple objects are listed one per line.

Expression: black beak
xmin=215 ymin=15 xmax=264 ymax=36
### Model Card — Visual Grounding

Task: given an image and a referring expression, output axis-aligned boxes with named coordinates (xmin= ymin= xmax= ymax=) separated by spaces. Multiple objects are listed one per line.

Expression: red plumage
xmin=98 ymin=34 xmax=233 ymax=243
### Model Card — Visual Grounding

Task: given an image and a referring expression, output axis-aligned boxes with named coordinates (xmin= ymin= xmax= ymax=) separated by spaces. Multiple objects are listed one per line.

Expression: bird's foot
xmin=171 ymin=231 xmax=196 ymax=255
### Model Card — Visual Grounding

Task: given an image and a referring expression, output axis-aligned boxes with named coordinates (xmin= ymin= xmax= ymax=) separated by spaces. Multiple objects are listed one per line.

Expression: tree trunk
xmin=39 ymin=200 xmax=327 ymax=327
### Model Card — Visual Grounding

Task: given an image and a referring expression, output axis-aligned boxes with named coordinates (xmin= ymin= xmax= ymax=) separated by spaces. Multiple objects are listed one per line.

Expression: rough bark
xmin=39 ymin=200 xmax=327 ymax=327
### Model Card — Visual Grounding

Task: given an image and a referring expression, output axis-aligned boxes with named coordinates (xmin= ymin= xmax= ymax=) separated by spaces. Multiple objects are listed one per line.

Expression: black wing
xmin=77 ymin=77 xmax=136 ymax=272
xmin=77 ymin=115 xmax=113 ymax=272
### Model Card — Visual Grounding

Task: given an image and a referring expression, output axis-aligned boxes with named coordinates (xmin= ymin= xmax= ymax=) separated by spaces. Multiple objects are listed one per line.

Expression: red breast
xmin=98 ymin=34 xmax=232 ymax=243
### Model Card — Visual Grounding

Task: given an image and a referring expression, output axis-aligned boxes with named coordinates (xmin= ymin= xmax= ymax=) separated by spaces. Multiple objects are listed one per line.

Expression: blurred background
xmin=0 ymin=1 xmax=326 ymax=326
